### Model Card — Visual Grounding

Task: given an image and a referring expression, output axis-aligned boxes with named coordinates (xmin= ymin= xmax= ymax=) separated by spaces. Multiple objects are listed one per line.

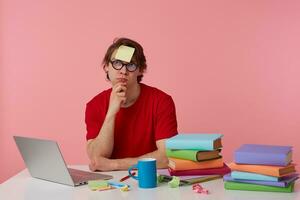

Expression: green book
xmin=166 ymin=149 xmax=221 ymax=162
xmin=224 ymin=181 xmax=294 ymax=193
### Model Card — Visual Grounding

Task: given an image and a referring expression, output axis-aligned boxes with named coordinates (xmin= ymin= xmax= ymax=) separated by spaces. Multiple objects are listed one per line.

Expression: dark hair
xmin=102 ymin=37 xmax=147 ymax=83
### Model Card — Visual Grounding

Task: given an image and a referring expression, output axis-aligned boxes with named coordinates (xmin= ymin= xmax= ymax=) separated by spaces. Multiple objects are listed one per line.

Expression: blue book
xmin=165 ymin=133 xmax=223 ymax=150
xmin=235 ymin=144 xmax=292 ymax=166
xmin=231 ymin=171 xmax=279 ymax=181
xmin=224 ymin=173 xmax=299 ymax=187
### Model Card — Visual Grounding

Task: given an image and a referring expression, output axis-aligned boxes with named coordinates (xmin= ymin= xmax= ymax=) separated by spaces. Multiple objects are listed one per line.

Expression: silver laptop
xmin=14 ymin=136 xmax=113 ymax=186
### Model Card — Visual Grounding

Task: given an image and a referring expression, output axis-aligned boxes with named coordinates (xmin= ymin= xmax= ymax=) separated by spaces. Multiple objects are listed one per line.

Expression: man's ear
xmin=103 ymin=65 xmax=108 ymax=73
xmin=138 ymin=68 xmax=145 ymax=76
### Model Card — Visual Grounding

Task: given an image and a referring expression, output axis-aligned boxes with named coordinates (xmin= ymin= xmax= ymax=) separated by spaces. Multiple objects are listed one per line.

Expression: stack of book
xmin=224 ymin=144 xmax=299 ymax=193
xmin=165 ymin=133 xmax=230 ymax=176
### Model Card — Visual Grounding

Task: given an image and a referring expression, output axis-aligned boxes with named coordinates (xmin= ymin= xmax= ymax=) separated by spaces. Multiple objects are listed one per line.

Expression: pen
xmin=119 ymin=172 xmax=136 ymax=182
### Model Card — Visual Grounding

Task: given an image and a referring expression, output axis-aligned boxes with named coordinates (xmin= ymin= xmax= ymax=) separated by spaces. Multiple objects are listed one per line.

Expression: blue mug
xmin=128 ymin=158 xmax=157 ymax=189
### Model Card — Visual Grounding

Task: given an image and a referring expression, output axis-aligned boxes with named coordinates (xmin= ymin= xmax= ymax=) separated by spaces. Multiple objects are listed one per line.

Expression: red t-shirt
xmin=85 ymin=83 xmax=178 ymax=158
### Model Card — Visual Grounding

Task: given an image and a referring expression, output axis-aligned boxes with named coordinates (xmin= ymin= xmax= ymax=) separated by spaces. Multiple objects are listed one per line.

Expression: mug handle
xmin=128 ymin=164 xmax=138 ymax=180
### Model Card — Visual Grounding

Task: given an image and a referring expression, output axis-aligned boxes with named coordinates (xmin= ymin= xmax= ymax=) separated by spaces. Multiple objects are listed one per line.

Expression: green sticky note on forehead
xmin=115 ymin=45 xmax=135 ymax=62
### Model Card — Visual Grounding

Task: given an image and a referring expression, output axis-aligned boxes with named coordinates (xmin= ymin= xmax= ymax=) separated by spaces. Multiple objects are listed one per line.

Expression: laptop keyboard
xmin=68 ymin=168 xmax=112 ymax=184
xmin=68 ymin=168 xmax=99 ymax=182
xmin=69 ymin=168 xmax=93 ymax=176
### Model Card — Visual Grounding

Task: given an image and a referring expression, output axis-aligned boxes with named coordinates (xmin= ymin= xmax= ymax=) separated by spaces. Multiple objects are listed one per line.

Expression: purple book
xmin=223 ymin=173 xmax=299 ymax=187
xmin=235 ymin=144 xmax=292 ymax=166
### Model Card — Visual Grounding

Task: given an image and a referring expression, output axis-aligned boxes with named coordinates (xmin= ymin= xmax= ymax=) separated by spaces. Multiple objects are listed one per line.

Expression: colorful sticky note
xmin=97 ymin=185 xmax=114 ymax=191
xmin=88 ymin=180 xmax=109 ymax=191
xmin=114 ymin=45 xmax=135 ymax=62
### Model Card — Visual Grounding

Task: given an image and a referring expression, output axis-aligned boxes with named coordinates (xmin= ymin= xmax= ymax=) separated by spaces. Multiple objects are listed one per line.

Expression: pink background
xmin=1 ymin=1 xmax=300 ymax=183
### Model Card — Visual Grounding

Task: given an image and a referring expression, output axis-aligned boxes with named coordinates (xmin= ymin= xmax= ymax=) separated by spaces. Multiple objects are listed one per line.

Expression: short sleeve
xmin=85 ymin=100 xmax=104 ymax=141
xmin=155 ymin=95 xmax=178 ymax=140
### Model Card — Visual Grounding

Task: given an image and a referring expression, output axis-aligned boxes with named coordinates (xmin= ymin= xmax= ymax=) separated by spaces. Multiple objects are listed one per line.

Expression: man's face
xmin=104 ymin=50 xmax=143 ymax=87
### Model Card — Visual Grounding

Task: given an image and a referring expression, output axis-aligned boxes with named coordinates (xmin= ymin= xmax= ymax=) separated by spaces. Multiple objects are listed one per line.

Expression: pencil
xmin=119 ymin=172 xmax=136 ymax=182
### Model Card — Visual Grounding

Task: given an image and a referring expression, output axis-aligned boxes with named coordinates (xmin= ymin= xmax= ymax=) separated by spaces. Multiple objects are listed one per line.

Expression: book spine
xmin=168 ymin=158 xmax=224 ymax=171
xmin=169 ymin=166 xmax=231 ymax=176
xmin=166 ymin=149 xmax=197 ymax=161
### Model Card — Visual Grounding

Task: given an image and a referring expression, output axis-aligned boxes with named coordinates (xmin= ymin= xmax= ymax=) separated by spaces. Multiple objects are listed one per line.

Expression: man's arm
xmin=86 ymin=82 xmax=127 ymax=160
xmin=86 ymin=112 xmax=115 ymax=159
xmin=89 ymin=139 xmax=169 ymax=171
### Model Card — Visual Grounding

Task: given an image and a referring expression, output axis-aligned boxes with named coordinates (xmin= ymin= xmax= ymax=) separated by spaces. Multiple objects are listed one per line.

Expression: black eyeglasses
xmin=110 ymin=60 xmax=138 ymax=72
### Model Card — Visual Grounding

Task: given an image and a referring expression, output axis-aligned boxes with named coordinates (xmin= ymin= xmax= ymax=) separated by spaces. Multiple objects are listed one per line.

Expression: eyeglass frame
xmin=109 ymin=59 xmax=138 ymax=72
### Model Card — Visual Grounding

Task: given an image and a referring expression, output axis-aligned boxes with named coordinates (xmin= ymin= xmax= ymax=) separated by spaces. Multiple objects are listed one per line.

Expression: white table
xmin=1 ymin=165 xmax=299 ymax=200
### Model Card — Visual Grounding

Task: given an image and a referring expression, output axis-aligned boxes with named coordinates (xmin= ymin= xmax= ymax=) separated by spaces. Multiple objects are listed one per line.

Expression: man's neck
xmin=122 ymin=83 xmax=141 ymax=107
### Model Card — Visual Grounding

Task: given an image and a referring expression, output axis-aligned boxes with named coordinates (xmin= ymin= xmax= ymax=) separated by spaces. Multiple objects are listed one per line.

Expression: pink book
xmin=168 ymin=163 xmax=231 ymax=176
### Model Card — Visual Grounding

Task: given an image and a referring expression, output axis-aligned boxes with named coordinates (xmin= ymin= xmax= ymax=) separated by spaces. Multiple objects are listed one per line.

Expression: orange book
xmin=228 ymin=162 xmax=296 ymax=177
xmin=168 ymin=157 xmax=224 ymax=171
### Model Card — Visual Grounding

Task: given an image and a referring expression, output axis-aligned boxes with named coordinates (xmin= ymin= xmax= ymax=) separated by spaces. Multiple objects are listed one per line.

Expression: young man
xmin=85 ymin=38 xmax=178 ymax=171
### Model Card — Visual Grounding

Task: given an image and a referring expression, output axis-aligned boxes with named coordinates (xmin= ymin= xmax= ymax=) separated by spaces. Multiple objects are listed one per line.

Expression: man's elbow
xmin=86 ymin=139 xmax=111 ymax=159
